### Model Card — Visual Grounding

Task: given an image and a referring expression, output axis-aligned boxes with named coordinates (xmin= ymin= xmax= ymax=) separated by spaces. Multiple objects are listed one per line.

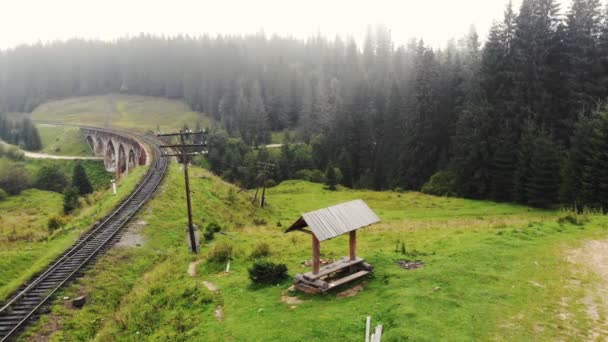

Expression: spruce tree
xmin=63 ymin=186 xmax=80 ymax=214
xmin=514 ymin=121 xmax=536 ymax=204
xmin=489 ymin=127 xmax=517 ymax=202
xmin=337 ymin=148 xmax=353 ymax=188
xmin=34 ymin=165 xmax=68 ymax=193
xmin=526 ymin=133 xmax=561 ymax=208
xmin=72 ymin=163 xmax=93 ymax=195
xmin=325 ymin=162 xmax=337 ymax=191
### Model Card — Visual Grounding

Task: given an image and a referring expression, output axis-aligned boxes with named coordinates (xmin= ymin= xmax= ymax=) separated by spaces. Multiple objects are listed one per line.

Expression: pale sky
xmin=0 ymin=0 xmax=576 ymax=50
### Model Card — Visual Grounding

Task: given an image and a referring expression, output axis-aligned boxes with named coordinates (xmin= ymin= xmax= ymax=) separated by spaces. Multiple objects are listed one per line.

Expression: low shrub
xmin=557 ymin=209 xmax=591 ymax=226
xmin=249 ymin=242 xmax=271 ymax=259
xmin=0 ymin=188 xmax=7 ymax=201
xmin=248 ymin=260 xmax=288 ymax=285
xmin=207 ymin=242 xmax=233 ymax=263
xmin=47 ymin=215 xmax=68 ymax=232
xmin=203 ymin=222 xmax=222 ymax=241
xmin=421 ymin=171 xmax=457 ymax=197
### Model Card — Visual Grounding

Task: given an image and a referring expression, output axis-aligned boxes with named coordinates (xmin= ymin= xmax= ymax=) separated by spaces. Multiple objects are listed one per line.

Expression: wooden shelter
xmin=285 ymin=199 xmax=380 ymax=293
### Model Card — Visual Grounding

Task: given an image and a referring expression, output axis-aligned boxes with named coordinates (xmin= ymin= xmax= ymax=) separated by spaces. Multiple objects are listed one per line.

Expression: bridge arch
xmin=105 ymin=140 xmax=116 ymax=171
xmin=95 ymin=137 xmax=103 ymax=154
xmin=85 ymin=136 xmax=94 ymax=152
xmin=118 ymin=144 xmax=127 ymax=174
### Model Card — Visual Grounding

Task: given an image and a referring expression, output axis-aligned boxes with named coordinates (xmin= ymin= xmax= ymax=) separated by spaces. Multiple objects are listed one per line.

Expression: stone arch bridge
xmin=81 ymin=128 xmax=148 ymax=178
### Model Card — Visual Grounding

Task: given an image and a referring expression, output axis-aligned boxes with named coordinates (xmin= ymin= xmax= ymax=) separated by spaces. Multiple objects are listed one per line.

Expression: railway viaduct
xmin=81 ymin=128 xmax=148 ymax=178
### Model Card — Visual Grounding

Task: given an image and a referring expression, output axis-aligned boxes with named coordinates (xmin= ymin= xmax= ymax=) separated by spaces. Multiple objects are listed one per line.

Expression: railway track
xmin=0 ymin=126 xmax=168 ymax=341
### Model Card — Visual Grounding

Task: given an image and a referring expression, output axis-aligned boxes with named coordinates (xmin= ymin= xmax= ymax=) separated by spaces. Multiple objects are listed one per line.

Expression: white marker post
xmin=111 ymin=179 xmax=117 ymax=195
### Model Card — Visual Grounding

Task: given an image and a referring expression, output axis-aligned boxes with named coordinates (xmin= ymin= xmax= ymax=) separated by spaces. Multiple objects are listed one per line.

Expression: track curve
xmin=0 ymin=125 xmax=168 ymax=341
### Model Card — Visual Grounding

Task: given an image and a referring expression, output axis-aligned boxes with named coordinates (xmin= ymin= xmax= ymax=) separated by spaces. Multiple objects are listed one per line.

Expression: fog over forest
xmin=1 ymin=0 xmax=608 ymax=211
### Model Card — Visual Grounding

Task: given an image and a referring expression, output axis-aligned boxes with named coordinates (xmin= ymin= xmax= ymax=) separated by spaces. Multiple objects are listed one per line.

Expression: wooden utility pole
xmin=157 ymin=129 xmax=207 ymax=253
xmin=256 ymin=161 xmax=275 ymax=208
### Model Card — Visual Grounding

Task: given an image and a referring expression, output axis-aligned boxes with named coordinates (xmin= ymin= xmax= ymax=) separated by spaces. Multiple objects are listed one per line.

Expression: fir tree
xmin=325 ymin=162 xmax=337 ymax=191
xmin=63 ymin=186 xmax=80 ymax=214
xmin=514 ymin=121 xmax=536 ymax=204
xmin=72 ymin=163 xmax=93 ymax=195
xmin=526 ymin=133 xmax=561 ymax=208
xmin=489 ymin=127 xmax=517 ymax=202
xmin=337 ymin=148 xmax=353 ymax=188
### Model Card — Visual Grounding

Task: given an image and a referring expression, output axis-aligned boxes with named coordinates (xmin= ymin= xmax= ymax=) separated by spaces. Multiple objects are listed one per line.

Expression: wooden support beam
xmin=312 ymin=234 xmax=320 ymax=275
xmin=349 ymin=230 xmax=357 ymax=261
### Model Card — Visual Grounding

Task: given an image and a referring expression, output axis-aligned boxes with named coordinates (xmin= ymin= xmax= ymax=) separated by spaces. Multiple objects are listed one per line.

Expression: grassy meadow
xmin=21 ymin=165 xmax=608 ymax=341
xmin=37 ymin=125 xmax=93 ymax=156
xmin=31 ymin=94 xmax=212 ymax=133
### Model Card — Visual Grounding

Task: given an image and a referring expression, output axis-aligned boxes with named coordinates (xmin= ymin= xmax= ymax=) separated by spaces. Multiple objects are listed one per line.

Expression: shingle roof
xmin=285 ymin=199 xmax=380 ymax=241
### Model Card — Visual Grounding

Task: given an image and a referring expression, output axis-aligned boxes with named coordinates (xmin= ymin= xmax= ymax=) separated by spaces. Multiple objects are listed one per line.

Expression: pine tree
xmin=325 ymin=162 xmax=337 ymax=191
xmin=63 ymin=186 xmax=80 ymax=214
xmin=72 ymin=163 xmax=93 ymax=195
xmin=337 ymin=148 xmax=353 ymax=188
xmin=526 ymin=132 xmax=561 ymax=208
xmin=489 ymin=127 xmax=517 ymax=202
xmin=34 ymin=165 xmax=68 ymax=193
xmin=514 ymin=121 xmax=536 ymax=204
xmin=450 ymin=104 xmax=494 ymax=198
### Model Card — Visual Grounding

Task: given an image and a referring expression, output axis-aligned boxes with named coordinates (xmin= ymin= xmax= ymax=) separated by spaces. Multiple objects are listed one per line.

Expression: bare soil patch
xmin=396 ymin=260 xmax=424 ymax=270
xmin=187 ymin=260 xmax=204 ymax=277
xmin=115 ymin=220 xmax=147 ymax=247
xmin=337 ymin=284 xmax=365 ymax=298
xmin=565 ymin=240 xmax=608 ymax=339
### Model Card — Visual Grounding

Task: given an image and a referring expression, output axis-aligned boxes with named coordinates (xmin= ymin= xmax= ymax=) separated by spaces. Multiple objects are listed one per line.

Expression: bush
xmin=309 ymin=169 xmax=326 ymax=183
xmin=294 ymin=169 xmax=312 ymax=181
xmin=207 ymin=242 xmax=233 ymax=263
xmin=34 ymin=165 xmax=68 ymax=193
xmin=248 ymin=260 xmax=288 ymax=285
xmin=203 ymin=222 xmax=222 ymax=241
xmin=0 ymin=164 xmax=31 ymax=195
xmin=226 ymin=188 xmax=237 ymax=205
xmin=421 ymin=171 xmax=457 ymax=197
xmin=249 ymin=242 xmax=271 ymax=259
xmin=0 ymin=188 xmax=7 ymax=201
xmin=6 ymin=146 xmax=24 ymax=161
xmin=47 ymin=215 xmax=68 ymax=232
xmin=265 ymin=179 xmax=277 ymax=188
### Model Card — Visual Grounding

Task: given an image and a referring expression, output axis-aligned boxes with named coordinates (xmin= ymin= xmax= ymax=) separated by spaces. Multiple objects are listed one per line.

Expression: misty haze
xmin=0 ymin=0 xmax=607 ymax=341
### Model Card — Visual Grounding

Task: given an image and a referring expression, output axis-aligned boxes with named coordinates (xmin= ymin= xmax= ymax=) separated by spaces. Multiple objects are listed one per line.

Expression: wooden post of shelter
xmin=349 ymin=231 xmax=356 ymax=261
xmin=312 ymin=235 xmax=320 ymax=275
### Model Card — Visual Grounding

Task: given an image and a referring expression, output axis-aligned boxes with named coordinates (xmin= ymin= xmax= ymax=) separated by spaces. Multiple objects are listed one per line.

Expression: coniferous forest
xmin=1 ymin=0 xmax=608 ymax=210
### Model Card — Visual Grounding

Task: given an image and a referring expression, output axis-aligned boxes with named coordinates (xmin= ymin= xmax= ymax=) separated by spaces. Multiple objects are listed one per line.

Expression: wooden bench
xmin=327 ymin=270 xmax=370 ymax=289
xmin=303 ymin=257 xmax=364 ymax=281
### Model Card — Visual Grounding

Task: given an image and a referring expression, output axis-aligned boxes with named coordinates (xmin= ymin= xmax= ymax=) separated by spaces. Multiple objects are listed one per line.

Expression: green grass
xmin=32 ymin=94 xmax=212 ymax=133
xmin=23 ymin=166 xmax=608 ymax=341
xmin=270 ymin=130 xmax=297 ymax=144
xmin=37 ymin=125 xmax=93 ymax=156
xmin=0 ymin=161 xmax=147 ymax=301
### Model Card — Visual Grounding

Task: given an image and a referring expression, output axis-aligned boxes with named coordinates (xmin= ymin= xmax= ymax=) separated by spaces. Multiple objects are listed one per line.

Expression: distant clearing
xmin=37 ymin=125 xmax=92 ymax=157
xmin=32 ymin=94 xmax=211 ymax=132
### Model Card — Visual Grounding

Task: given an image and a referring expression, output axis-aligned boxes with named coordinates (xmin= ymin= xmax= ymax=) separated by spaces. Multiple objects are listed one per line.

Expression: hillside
xmin=31 ymin=94 xmax=211 ymax=133
xmin=22 ymin=165 xmax=608 ymax=341
xmin=0 ymin=157 xmax=146 ymax=301
xmin=37 ymin=125 xmax=93 ymax=156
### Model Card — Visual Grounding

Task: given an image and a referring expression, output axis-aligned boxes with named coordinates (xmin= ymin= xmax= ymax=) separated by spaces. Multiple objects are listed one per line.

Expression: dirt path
xmin=23 ymin=150 xmax=103 ymax=160
xmin=564 ymin=240 xmax=608 ymax=339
